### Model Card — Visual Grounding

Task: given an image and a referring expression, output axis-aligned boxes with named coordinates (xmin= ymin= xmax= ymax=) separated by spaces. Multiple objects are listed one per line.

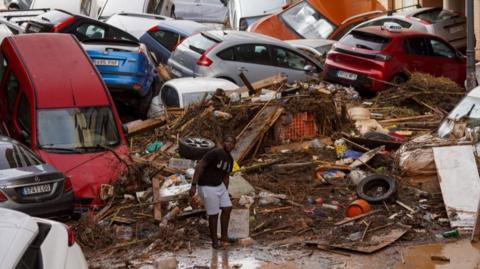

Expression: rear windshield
xmin=340 ymin=31 xmax=391 ymax=51
xmin=413 ymin=8 xmax=459 ymax=23
xmin=35 ymin=10 xmax=71 ymax=25
xmin=183 ymin=33 xmax=218 ymax=54
xmin=280 ymin=1 xmax=336 ymax=39
xmin=0 ymin=139 xmax=43 ymax=170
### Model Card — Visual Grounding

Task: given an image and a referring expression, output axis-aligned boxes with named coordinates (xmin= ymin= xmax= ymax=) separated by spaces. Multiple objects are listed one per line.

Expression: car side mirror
xmin=122 ymin=124 xmax=129 ymax=135
xmin=304 ymin=65 xmax=316 ymax=73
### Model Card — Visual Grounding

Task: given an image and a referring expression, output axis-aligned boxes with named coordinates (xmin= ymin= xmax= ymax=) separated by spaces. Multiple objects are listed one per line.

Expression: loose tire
xmin=356 ymin=175 xmax=397 ymax=203
xmin=179 ymin=137 xmax=215 ymax=160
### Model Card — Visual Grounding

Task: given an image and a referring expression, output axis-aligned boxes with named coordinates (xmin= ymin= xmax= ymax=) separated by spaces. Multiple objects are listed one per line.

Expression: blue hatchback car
xmin=106 ymin=13 xmax=210 ymax=64
xmin=83 ymin=39 xmax=159 ymax=118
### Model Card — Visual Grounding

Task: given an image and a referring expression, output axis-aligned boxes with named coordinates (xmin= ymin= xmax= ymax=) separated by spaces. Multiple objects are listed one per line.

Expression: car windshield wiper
xmin=40 ymin=145 xmax=80 ymax=153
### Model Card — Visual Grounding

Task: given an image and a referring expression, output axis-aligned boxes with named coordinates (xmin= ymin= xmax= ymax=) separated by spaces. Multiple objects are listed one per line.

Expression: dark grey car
xmin=0 ymin=135 xmax=74 ymax=217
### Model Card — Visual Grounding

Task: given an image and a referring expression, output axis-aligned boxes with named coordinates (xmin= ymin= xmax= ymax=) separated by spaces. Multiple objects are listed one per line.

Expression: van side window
xmin=6 ymin=73 xmax=19 ymax=112
xmin=17 ymin=95 xmax=31 ymax=134
xmin=147 ymin=0 xmax=160 ymax=13
xmin=80 ymin=0 xmax=92 ymax=16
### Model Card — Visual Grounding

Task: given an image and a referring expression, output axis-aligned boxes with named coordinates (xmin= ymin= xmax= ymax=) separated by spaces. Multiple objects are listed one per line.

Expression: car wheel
xmin=356 ymin=175 xmax=397 ymax=203
xmin=391 ymin=74 xmax=408 ymax=85
xmin=179 ymin=137 xmax=215 ymax=160
xmin=138 ymin=84 xmax=156 ymax=119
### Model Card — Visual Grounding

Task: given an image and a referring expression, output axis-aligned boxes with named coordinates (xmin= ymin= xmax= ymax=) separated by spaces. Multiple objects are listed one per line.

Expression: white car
xmin=30 ymin=0 xmax=102 ymax=18
xmin=99 ymin=0 xmax=174 ymax=20
xmin=148 ymin=77 xmax=238 ymax=117
xmin=227 ymin=0 xmax=287 ymax=30
xmin=171 ymin=0 xmax=227 ymax=24
xmin=0 ymin=208 xmax=88 ymax=269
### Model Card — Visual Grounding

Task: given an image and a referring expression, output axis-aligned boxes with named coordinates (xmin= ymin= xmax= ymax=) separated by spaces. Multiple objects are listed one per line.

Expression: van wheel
xmin=138 ymin=85 xmax=155 ymax=119
xmin=179 ymin=137 xmax=215 ymax=160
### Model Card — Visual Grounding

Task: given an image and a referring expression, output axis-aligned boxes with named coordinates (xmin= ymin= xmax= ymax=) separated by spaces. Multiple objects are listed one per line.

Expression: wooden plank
xmin=126 ymin=117 xmax=165 ymax=137
xmin=152 ymin=176 xmax=162 ymax=222
xmin=238 ymin=72 xmax=255 ymax=94
xmin=234 ymin=74 xmax=287 ymax=94
xmin=231 ymin=105 xmax=284 ymax=163
xmin=335 ymin=210 xmax=382 ymax=226
xmin=433 ymin=145 xmax=480 ymax=229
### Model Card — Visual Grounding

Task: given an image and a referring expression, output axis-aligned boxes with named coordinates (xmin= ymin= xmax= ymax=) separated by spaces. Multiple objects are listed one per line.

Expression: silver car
xmin=167 ymin=30 xmax=322 ymax=86
xmin=352 ymin=7 xmax=466 ymax=50
xmin=172 ymin=0 xmax=227 ymax=23
xmin=0 ymin=135 xmax=74 ymax=217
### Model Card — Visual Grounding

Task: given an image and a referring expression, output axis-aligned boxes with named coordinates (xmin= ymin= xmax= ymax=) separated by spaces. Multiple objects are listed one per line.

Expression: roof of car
xmin=353 ymin=26 xmax=432 ymax=39
xmin=106 ymin=12 xmax=171 ymax=38
xmin=286 ymin=39 xmax=335 ymax=48
xmin=157 ymin=20 xmax=210 ymax=36
xmin=8 ymin=33 xmax=110 ymax=108
xmin=397 ymin=6 xmax=440 ymax=16
xmin=163 ymin=77 xmax=238 ymax=94
xmin=204 ymin=30 xmax=282 ymax=44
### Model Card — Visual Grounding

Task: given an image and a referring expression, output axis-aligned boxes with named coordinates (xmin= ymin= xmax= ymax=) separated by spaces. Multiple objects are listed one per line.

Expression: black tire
xmin=138 ymin=84 xmax=156 ymax=119
xmin=179 ymin=137 xmax=215 ymax=160
xmin=356 ymin=175 xmax=397 ymax=204
xmin=391 ymin=74 xmax=408 ymax=85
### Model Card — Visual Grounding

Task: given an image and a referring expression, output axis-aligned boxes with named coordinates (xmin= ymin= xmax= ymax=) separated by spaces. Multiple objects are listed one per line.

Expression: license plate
xmin=337 ymin=70 xmax=358 ymax=80
xmin=448 ymin=25 xmax=464 ymax=34
xmin=22 ymin=184 xmax=51 ymax=196
xmin=94 ymin=59 xmax=120 ymax=66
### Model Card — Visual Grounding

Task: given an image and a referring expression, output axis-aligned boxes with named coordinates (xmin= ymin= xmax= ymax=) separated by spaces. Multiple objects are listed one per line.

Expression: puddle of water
xmin=395 ymin=239 xmax=480 ymax=269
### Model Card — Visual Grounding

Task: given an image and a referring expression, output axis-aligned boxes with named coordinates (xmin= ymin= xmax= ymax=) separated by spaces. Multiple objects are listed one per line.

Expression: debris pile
xmin=78 ymin=73 xmax=475 ymax=267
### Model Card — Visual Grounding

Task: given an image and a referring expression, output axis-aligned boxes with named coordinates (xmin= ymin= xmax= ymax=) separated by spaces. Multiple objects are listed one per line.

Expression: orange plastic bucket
xmin=345 ymin=199 xmax=371 ymax=218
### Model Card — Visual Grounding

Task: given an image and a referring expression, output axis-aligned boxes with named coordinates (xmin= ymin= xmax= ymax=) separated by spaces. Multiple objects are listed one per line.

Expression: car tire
xmin=138 ymin=84 xmax=156 ymax=119
xmin=391 ymin=74 xmax=408 ymax=85
xmin=179 ymin=137 xmax=215 ymax=160
xmin=356 ymin=175 xmax=397 ymax=204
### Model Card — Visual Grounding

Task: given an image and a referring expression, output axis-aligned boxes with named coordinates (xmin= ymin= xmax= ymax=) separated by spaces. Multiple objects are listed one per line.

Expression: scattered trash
xmin=145 ymin=140 xmax=163 ymax=153
xmin=345 ymin=199 xmax=371 ymax=218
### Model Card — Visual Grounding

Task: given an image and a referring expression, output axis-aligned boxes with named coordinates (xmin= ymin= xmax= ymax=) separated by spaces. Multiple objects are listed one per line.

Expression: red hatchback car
xmin=324 ymin=25 xmax=466 ymax=92
xmin=0 ymin=34 xmax=130 ymax=207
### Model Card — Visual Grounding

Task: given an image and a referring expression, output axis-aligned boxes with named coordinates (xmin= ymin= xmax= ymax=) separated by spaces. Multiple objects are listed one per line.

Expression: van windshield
xmin=37 ymin=107 xmax=120 ymax=153
xmin=280 ymin=2 xmax=336 ymax=39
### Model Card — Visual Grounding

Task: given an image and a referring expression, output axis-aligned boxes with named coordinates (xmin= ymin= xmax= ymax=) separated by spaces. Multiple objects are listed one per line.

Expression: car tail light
xmin=53 ymin=16 xmax=75 ymax=32
xmin=65 ymin=225 xmax=75 ymax=246
xmin=148 ymin=25 xmax=159 ymax=33
xmin=0 ymin=191 xmax=7 ymax=202
xmin=197 ymin=54 xmax=213 ymax=66
xmin=196 ymin=44 xmax=218 ymax=67
xmin=375 ymin=54 xmax=392 ymax=61
xmin=64 ymin=177 xmax=73 ymax=193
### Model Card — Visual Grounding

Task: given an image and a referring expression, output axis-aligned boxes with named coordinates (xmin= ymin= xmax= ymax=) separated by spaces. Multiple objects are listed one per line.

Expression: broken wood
xmin=335 ymin=209 xmax=382 ymax=226
xmin=396 ymin=200 xmax=415 ymax=213
xmin=231 ymin=104 xmax=284 ymax=163
xmin=378 ymin=114 xmax=436 ymax=124
xmin=152 ymin=176 xmax=162 ymax=222
xmin=234 ymin=73 xmax=287 ymax=94
xmin=157 ymin=64 xmax=172 ymax=81
xmin=126 ymin=117 xmax=165 ymax=137
xmin=238 ymin=72 xmax=255 ymax=95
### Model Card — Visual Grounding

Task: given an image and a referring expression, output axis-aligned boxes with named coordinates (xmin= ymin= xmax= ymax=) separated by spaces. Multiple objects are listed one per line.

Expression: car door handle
xmin=238 ymin=67 xmax=248 ymax=72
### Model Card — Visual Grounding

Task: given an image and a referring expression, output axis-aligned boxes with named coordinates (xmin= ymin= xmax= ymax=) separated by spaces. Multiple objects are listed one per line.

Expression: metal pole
xmin=466 ymin=0 xmax=478 ymax=91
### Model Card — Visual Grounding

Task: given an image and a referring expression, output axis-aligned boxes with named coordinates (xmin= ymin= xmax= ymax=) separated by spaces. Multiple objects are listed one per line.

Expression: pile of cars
xmin=0 ymin=1 xmax=470 ymax=267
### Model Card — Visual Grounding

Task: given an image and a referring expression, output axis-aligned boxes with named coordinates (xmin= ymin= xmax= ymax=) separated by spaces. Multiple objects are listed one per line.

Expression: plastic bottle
xmin=442 ymin=229 xmax=460 ymax=238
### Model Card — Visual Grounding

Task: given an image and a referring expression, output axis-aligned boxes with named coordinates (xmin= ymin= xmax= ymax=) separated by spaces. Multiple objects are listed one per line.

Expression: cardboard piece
xmin=228 ymin=175 xmax=255 ymax=199
xmin=218 ymin=209 xmax=250 ymax=239
xmin=433 ymin=145 xmax=480 ymax=229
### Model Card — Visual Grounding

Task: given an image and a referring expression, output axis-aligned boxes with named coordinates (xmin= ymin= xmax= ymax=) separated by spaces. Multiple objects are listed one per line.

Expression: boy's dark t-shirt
xmin=198 ymin=148 xmax=234 ymax=186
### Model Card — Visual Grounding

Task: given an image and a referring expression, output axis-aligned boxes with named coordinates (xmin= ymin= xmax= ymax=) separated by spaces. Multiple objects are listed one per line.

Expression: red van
xmin=0 ymin=33 xmax=130 ymax=207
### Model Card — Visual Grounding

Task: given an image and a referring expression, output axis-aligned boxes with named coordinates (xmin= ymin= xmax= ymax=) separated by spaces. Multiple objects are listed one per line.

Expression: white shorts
xmin=198 ymin=183 xmax=232 ymax=215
